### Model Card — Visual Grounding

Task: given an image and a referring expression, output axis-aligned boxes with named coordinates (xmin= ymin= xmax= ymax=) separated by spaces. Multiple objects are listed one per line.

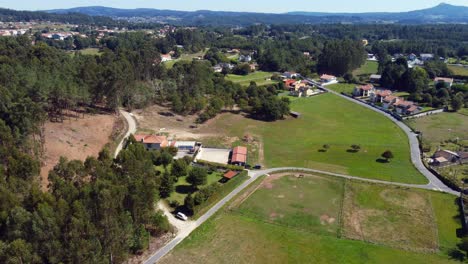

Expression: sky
xmin=0 ymin=0 xmax=467 ymax=13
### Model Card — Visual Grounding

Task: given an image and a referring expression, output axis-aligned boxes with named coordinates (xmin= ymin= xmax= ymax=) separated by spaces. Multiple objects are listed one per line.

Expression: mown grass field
xmin=343 ymin=181 xmax=438 ymax=251
xmin=353 ymin=60 xmax=379 ymax=77
xmin=448 ymin=65 xmax=468 ymax=77
xmin=205 ymin=93 xmax=426 ymax=184
xmin=236 ymin=174 xmax=344 ymax=235
xmin=326 ymin=83 xmax=356 ymax=94
xmin=226 ymin=71 xmax=277 ymax=86
xmin=161 ymin=174 xmax=461 ymax=264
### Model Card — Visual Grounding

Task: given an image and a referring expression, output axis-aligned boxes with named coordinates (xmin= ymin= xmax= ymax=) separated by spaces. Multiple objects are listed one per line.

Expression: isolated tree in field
xmin=351 ymin=144 xmax=361 ymax=152
xmin=323 ymin=144 xmax=330 ymax=152
xmin=381 ymin=150 xmax=394 ymax=162
xmin=186 ymin=167 xmax=208 ymax=189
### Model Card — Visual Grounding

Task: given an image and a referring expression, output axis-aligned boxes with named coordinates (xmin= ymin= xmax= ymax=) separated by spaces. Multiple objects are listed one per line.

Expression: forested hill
xmin=0 ymin=7 xmax=122 ymax=26
xmin=44 ymin=3 xmax=468 ymax=26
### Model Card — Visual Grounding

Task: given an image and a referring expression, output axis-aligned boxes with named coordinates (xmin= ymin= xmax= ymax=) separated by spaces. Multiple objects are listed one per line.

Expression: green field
xmin=343 ymin=181 xmax=438 ymax=251
xmin=226 ymin=71 xmax=277 ymax=86
xmin=236 ymin=174 xmax=344 ymax=235
xmin=353 ymin=60 xmax=379 ymax=77
xmin=448 ymin=65 xmax=468 ymax=77
xmin=206 ymin=93 xmax=426 ymax=184
xmin=405 ymin=112 xmax=468 ymax=151
xmin=164 ymin=49 xmax=208 ymax=68
xmin=327 ymin=83 xmax=356 ymax=94
xmin=161 ymin=174 xmax=461 ymax=264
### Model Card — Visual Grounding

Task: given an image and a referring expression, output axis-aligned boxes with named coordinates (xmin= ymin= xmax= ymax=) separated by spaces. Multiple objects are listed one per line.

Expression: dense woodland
xmin=1 ymin=16 xmax=468 ymax=263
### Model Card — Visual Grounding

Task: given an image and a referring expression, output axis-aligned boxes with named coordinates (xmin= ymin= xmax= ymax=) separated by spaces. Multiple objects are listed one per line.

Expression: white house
xmin=320 ymin=74 xmax=337 ymax=83
xmin=161 ymin=54 xmax=172 ymax=62
xmin=353 ymin=84 xmax=375 ymax=97
xmin=434 ymin=77 xmax=454 ymax=88
xmin=420 ymin=53 xmax=434 ymax=61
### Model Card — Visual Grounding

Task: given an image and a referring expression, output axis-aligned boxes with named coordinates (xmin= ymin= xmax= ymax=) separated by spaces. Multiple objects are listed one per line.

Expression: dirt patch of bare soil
xmin=133 ymin=104 xmax=215 ymax=140
xmin=40 ymin=114 xmax=117 ymax=190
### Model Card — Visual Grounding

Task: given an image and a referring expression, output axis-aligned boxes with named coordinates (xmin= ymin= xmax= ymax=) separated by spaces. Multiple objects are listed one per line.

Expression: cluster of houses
xmin=283 ymin=78 xmax=323 ymax=97
xmin=0 ymin=29 xmax=27 ymax=36
xmin=431 ymin=149 xmax=468 ymax=167
xmin=353 ymin=84 xmax=422 ymax=116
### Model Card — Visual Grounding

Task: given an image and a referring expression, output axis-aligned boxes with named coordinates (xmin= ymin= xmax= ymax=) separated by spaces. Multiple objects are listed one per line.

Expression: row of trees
xmin=0 ymin=121 xmax=171 ymax=263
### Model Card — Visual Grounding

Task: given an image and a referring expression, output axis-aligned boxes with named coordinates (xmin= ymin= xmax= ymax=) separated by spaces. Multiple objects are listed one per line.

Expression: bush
xmin=196 ymin=159 xmax=245 ymax=171
xmin=148 ymin=212 xmax=172 ymax=235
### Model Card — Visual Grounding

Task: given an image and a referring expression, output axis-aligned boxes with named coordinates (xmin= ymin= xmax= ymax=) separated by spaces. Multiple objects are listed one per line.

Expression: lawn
xmin=326 ymin=83 xmax=356 ymax=94
xmin=448 ymin=65 xmax=468 ymax=77
xmin=160 ymin=174 xmax=461 ymax=264
xmin=164 ymin=49 xmax=208 ymax=69
xmin=226 ymin=71 xmax=277 ymax=87
xmin=168 ymin=170 xmax=224 ymax=205
xmin=353 ymin=60 xmax=379 ymax=77
xmin=235 ymin=174 xmax=344 ymax=235
xmin=205 ymin=93 xmax=426 ymax=184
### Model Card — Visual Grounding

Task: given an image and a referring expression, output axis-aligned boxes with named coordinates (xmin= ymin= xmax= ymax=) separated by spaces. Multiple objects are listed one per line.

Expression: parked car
xmin=176 ymin=212 xmax=188 ymax=221
xmin=253 ymin=164 xmax=262 ymax=169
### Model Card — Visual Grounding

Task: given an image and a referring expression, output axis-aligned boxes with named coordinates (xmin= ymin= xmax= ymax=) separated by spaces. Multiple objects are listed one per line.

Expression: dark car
xmin=253 ymin=164 xmax=262 ymax=169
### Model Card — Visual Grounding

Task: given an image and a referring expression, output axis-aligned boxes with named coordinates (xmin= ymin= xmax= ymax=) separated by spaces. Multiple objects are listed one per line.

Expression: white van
xmin=176 ymin=212 xmax=188 ymax=221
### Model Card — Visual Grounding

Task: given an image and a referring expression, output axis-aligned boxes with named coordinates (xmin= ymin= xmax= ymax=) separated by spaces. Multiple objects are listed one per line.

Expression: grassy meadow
xmin=326 ymin=83 xmax=356 ymax=94
xmin=204 ymin=93 xmax=426 ymax=184
xmin=448 ymin=65 xmax=468 ymax=77
xmin=161 ymin=174 xmax=462 ymax=264
xmin=353 ymin=60 xmax=379 ymax=78
xmin=226 ymin=71 xmax=277 ymax=86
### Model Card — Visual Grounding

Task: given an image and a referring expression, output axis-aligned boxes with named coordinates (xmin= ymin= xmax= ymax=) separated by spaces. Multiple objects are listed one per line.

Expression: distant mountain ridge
xmin=41 ymin=3 xmax=468 ymax=26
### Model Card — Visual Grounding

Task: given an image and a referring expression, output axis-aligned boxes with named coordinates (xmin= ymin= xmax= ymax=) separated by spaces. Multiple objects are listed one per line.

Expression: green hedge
xmin=196 ymin=159 xmax=245 ymax=171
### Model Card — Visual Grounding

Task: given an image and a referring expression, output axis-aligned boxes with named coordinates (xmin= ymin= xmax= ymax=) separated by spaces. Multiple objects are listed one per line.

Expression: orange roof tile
xmin=223 ymin=170 xmax=239 ymax=179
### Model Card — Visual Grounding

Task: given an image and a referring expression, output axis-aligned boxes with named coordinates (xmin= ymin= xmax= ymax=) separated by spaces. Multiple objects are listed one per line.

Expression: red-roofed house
xmin=383 ymin=96 xmax=400 ymax=109
xmin=161 ymin=54 xmax=172 ymax=62
xmin=370 ymin=89 xmax=392 ymax=103
xmin=133 ymin=134 xmax=168 ymax=150
xmin=283 ymin=79 xmax=297 ymax=89
xmin=230 ymin=146 xmax=247 ymax=166
xmin=353 ymin=84 xmax=375 ymax=97
xmin=320 ymin=74 xmax=337 ymax=83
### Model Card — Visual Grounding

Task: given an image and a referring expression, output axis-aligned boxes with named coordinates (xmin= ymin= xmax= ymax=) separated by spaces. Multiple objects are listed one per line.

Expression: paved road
xmin=306 ymin=78 xmax=457 ymax=194
xmin=143 ymin=172 xmax=265 ymax=264
xmin=114 ymin=109 xmax=137 ymax=158
xmin=249 ymin=167 xmax=458 ymax=195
